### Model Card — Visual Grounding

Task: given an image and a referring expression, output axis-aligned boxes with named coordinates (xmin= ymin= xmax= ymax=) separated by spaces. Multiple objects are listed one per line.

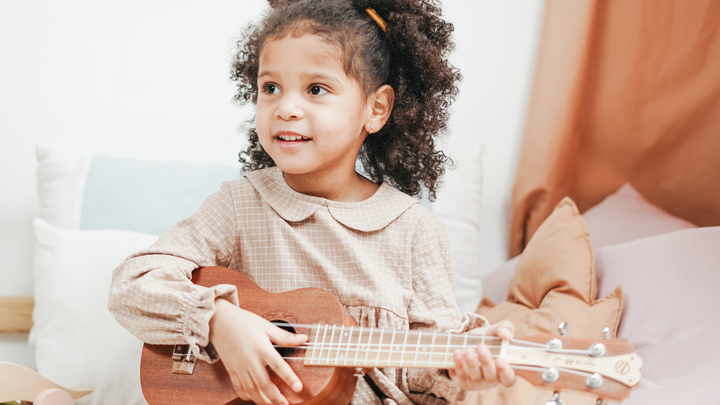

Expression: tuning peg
xmin=545 ymin=392 xmax=564 ymax=405
xmin=601 ymin=326 xmax=610 ymax=339
xmin=558 ymin=322 xmax=569 ymax=336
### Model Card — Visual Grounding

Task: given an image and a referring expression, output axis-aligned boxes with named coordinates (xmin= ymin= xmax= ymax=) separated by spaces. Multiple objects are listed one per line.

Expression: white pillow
xmin=35 ymin=142 xmax=242 ymax=235
xmin=433 ymin=144 xmax=483 ymax=313
xmin=30 ymin=218 xmax=158 ymax=405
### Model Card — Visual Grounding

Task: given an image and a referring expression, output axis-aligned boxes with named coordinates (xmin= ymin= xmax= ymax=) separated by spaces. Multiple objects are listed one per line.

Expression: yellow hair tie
xmin=365 ymin=7 xmax=387 ymax=33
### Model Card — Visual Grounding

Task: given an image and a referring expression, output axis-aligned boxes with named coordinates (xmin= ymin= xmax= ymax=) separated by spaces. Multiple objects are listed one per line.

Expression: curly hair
xmin=231 ymin=0 xmax=460 ymax=200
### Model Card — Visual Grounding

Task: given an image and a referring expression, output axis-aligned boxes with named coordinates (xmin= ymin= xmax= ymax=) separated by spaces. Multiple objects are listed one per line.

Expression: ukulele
xmin=140 ymin=267 xmax=641 ymax=405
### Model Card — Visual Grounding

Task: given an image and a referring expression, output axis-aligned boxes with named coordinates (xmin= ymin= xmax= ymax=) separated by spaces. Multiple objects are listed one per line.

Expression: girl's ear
xmin=365 ymin=85 xmax=395 ymax=134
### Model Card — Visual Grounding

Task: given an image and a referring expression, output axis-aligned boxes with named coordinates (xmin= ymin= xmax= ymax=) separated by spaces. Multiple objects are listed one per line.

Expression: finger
xmin=494 ymin=320 xmax=514 ymax=341
xmin=268 ymin=325 xmax=308 ymax=347
xmin=251 ymin=365 xmax=287 ymax=405
xmin=452 ymin=350 xmax=473 ymax=389
xmin=230 ymin=374 xmax=251 ymax=401
xmin=496 ymin=357 xmax=516 ymax=387
xmin=239 ymin=370 xmax=268 ymax=405
xmin=463 ymin=348 xmax=483 ymax=384
xmin=477 ymin=344 xmax=498 ymax=385
xmin=266 ymin=348 xmax=303 ymax=393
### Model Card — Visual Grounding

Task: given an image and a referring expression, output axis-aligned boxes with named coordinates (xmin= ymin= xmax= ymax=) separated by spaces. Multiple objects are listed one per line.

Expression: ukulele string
xmin=276 ymin=354 xmax=602 ymax=379
xmin=272 ymin=342 xmax=591 ymax=357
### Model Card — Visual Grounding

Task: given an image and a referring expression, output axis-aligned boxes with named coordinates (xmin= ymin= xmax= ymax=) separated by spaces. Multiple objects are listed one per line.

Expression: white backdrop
xmin=0 ymin=0 xmax=544 ymax=368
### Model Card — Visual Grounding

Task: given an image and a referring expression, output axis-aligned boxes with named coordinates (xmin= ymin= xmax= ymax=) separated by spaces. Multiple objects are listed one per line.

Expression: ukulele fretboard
xmin=304 ymin=324 xmax=501 ymax=368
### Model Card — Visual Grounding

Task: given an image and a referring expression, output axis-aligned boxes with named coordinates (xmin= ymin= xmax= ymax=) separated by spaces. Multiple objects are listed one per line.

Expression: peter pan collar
xmin=244 ymin=167 xmax=419 ymax=232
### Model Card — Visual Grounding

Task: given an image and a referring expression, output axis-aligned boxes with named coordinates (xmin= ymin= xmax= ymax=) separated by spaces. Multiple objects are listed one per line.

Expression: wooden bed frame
xmin=0 ymin=296 xmax=34 ymax=333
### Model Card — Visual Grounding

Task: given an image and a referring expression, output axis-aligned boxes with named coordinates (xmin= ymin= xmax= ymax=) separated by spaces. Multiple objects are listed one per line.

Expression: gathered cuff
xmin=448 ymin=311 xmax=489 ymax=334
xmin=179 ymin=283 xmax=238 ymax=363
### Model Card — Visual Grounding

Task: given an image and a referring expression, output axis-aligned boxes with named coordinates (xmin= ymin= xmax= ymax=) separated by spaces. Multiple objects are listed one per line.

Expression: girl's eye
xmin=309 ymin=85 xmax=328 ymax=95
xmin=263 ymin=83 xmax=280 ymax=94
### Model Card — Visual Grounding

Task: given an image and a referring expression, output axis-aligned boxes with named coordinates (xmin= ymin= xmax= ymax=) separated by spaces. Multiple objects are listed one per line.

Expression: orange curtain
xmin=510 ymin=0 xmax=720 ymax=257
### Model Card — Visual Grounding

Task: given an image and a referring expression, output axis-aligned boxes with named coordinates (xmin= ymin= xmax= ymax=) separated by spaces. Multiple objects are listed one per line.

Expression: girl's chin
xmin=272 ymin=161 xmax=317 ymax=175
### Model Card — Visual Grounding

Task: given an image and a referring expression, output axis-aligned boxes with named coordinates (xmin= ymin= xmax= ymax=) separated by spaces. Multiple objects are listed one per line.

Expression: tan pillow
xmin=461 ymin=197 xmax=623 ymax=404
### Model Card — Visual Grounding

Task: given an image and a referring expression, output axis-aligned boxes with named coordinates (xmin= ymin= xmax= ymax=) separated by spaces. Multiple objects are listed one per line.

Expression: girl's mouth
xmin=277 ymin=134 xmax=309 ymax=141
xmin=275 ymin=131 xmax=311 ymax=149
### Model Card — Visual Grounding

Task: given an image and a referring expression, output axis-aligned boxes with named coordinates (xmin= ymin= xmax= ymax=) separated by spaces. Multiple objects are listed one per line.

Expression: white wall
xmin=0 ymin=1 xmax=543 ymax=369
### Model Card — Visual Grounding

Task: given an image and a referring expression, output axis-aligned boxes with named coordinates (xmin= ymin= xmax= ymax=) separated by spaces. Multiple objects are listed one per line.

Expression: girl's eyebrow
xmin=301 ymin=72 xmax=341 ymax=86
xmin=258 ymin=70 xmax=274 ymax=79
xmin=257 ymin=70 xmax=342 ymax=86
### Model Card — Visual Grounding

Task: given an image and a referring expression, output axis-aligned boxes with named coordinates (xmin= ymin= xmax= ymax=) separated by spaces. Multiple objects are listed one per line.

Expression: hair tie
xmin=365 ymin=7 xmax=387 ymax=33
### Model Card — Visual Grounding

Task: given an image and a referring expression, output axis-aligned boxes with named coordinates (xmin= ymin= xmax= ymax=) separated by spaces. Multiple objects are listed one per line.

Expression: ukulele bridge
xmin=171 ymin=345 xmax=197 ymax=375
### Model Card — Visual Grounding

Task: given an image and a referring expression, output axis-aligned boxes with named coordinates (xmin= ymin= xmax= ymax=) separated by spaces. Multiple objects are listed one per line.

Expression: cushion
xmin=35 ymin=142 xmax=242 ymax=235
xmin=583 ymin=183 xmax=696 ymax=247
xmin=29 ymin=218 xmax=158 ymax=405
xmin=463 ymin=197 xmax=623 ymax=404
xmin=433 ymin=144 xmax=484 ymax=313
xmin=595 ymin=227 xmax=720 ymax=404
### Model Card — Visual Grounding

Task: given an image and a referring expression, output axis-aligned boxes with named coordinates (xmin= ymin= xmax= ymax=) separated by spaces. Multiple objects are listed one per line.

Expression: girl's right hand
xmin=209 ymin=298 xmax=308 ymax=405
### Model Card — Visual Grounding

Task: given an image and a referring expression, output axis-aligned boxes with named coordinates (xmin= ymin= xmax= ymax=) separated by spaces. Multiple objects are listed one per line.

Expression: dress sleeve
xmin=402 ymin=212 xmax=488 ymax=404
xmin=108 ymin=182 xmax=241 ymax=362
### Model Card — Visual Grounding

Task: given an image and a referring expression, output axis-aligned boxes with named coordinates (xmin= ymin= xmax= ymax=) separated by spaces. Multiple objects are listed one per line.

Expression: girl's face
xmin=255 ymin=34 xmax=372 ymax=180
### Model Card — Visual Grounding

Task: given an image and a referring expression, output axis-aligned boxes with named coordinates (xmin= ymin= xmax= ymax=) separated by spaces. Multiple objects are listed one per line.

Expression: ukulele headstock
xmin=507 ymin=324 xmax=641 ymax=403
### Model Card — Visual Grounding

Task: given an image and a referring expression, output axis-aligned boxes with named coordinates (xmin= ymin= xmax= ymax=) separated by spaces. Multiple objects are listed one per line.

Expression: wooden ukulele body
xmin=140 ymin=267 xmax=358 ymax=405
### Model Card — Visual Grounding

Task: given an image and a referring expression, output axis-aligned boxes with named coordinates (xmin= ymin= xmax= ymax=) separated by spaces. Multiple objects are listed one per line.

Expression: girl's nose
xmin=276 ymin=94 xmax=304 ymax=121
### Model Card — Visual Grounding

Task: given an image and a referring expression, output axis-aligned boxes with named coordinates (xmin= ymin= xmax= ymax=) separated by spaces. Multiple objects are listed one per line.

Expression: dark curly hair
xmin=231 ymin=0 xmax=460 ymax=200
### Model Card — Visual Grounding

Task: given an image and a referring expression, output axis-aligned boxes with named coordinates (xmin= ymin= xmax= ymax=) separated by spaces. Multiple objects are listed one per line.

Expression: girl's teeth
xmin=280 ymin=135 xmax=307 ymax=141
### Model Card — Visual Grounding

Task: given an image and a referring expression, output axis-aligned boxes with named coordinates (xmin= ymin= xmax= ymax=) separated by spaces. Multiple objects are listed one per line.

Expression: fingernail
xmin=292 ymin=382 xmax=303 ymax=392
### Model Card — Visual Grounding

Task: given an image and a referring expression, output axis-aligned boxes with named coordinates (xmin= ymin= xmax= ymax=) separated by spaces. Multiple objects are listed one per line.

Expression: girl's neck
xmin=283 ymin=168 xmax=379 ymax=202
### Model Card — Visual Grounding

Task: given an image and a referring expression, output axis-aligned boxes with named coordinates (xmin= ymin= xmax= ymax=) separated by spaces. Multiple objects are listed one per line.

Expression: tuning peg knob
xmin=601 ymin=326 xmax=610 ymax=339
xmin=545 ymin=392 xmax=564 ymax=405
xmin=558 ymin=322 xmax=569 ymax=336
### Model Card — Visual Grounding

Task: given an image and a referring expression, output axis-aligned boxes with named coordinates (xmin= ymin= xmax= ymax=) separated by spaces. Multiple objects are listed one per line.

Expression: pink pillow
xmin=594 ymin=226 xmax=720 ymax=404
xmin=583 ymin=183 xmax=696 ymax=247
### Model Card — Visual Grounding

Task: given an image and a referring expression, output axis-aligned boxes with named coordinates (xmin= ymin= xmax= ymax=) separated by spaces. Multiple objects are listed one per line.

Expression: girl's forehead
xmin=259 ymin=34 xmax=345 ymax=73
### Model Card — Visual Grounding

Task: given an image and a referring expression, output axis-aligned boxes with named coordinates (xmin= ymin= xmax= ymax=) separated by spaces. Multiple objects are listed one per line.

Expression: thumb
xmin=268 ymin=326 xmax=308 ymax=346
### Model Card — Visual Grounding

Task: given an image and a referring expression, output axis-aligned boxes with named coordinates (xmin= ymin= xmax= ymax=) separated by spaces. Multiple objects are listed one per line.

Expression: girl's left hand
xmin=447 ymin=320 xmax=516 ymax=391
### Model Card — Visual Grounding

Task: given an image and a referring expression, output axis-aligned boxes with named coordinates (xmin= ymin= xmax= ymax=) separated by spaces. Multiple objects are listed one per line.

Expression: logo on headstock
xmin=615 ymin=360 xmax=631 ymax=376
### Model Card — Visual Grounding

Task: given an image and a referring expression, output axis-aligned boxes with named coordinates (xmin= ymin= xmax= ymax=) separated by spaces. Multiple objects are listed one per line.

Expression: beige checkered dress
xmin=109 ymin=167 xmax=487 ymax=404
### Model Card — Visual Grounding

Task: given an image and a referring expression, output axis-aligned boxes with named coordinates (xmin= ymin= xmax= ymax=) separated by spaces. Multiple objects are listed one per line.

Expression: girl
xmin=109 ymin=0 xmax=514 ymax=404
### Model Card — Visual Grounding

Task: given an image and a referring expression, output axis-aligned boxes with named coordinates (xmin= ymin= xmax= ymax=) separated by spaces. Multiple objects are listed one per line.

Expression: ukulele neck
xmin=304 ymin=324 xmax=500 ymax=369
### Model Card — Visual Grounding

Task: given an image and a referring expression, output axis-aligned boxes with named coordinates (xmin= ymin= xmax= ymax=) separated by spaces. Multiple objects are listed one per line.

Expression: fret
xmin=375 ymin=329 xmax=384 ymax=366
xmin=429 ymin=331 xmax=437 ymax=367
xmin=364 ymin=328 xmax=373 ymax=367
xmin=400 ymin=329 xmax=409 ymax=367
xmin=389 ymin=328 xmax=397 ymax=367
xmin=462 ymin=333 xmax=468 ymax=353
xmin=353 ymin=326 xmax=362 ymax=366
xmin=327 ymin=325 xmax=337 ymax=366
xmin=308 ymin=326 xmax=319 ymax=365
xmin=314 ymin=324 xmax=329 ymax=366
xmin=335 ymin=325 xmax=344 ymax=365
xmin=444 ymin=332 xmax=452 ymax=368
xmin=345 ymin=326 xmax=354 ymax=366
xmin=413 ymin=331 xmax=421 ymax=367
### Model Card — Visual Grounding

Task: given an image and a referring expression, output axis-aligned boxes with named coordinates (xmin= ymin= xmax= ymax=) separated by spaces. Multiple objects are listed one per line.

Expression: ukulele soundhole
xmin=264 ymin=310 xmax=302 ymax=359
xmin=271 ymin=320 xmax=297 ymax=358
